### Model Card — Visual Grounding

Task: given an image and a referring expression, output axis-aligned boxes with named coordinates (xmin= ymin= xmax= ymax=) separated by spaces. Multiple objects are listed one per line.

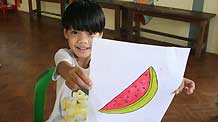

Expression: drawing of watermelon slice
xmin=99 ymin=66 xmax=158 ymax=114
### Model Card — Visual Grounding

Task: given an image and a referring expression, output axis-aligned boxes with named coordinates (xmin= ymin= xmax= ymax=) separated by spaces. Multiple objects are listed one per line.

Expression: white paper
xmin=87 ymin=38 xmax=190 ymax=122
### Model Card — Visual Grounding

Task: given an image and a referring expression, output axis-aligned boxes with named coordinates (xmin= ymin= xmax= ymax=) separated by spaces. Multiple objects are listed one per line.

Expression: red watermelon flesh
xmin=100 ymin=69 xmax=150 ymax=110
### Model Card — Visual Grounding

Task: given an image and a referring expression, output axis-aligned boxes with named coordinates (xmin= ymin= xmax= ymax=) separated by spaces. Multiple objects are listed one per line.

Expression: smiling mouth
xmin=76 ymin=47 xmax=91 ymax=51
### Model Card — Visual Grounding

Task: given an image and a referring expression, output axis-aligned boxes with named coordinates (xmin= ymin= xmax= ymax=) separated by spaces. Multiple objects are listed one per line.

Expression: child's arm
xmin=56 ymin=61 xmax=92 ymax=90
xmin=174 ymin=78 xmax=195 ymax=95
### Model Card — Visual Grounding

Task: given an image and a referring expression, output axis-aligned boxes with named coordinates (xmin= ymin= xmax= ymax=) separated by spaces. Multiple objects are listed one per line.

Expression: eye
xmin=85 ymin=32 xmax=94 ymax=38
xmin=90 ymin=34 xmax=94 ymax=38
xmin=89 ymin=33 xmax=96 ymax=38
xmin=71 ymin=30 xmax=78 ymax=35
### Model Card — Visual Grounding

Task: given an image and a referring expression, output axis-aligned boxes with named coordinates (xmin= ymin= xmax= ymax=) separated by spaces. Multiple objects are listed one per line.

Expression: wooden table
xmin=121 ymin=2 xmax=216 ymax=57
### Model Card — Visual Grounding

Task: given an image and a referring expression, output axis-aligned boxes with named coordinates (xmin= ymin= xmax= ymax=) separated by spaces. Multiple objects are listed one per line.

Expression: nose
xmin=77 ymin=33 xmax=89 ymax=44
xmin=78 ymin=39 xmax=88 ymax=44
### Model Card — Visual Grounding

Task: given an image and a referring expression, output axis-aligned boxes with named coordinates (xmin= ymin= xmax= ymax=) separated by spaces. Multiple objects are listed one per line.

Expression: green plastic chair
xmin=34 ymin=67 xmax=55 ymax=122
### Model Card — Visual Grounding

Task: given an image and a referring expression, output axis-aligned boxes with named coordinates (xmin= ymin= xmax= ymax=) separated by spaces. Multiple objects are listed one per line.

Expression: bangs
xmin=62 ymin=1 xmax=105 ymax=34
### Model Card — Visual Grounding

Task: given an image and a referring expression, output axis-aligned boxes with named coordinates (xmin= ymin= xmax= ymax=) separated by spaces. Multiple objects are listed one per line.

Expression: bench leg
xmin=195 ymin=20 xmax=209 ymax=57
xmin=126 ymin=10 xmax=134 ymax=42
xmin=36 ymin=0 xmax=41 ymax=16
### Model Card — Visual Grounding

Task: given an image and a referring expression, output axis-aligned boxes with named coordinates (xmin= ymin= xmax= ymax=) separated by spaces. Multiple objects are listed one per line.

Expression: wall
xmin=139 ymin=0 xmax=193 ymax=46
xmin=16 ymin=0 xmax=61 ymax=18
xmin=17 ymin=0 xmax=218 ymax=54
xmin=204 ymin=0 xmax=218 ymax=54
xmin=18 ymin=0 xmax=30 ymax=12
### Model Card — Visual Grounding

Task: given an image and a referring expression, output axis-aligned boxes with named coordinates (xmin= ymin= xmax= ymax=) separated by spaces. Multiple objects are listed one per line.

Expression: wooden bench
xmin=29 ymin=0 xmax=123 ymax=35
xmin=96 ymin=0 xmax=124 ymax=36
xmin=121 ymin=2 xmax=216 ymax=57
xmin=30 ymin=0 xmax=216 ymax=57
xmin=28 ymin=0 xmax=64 ymax=16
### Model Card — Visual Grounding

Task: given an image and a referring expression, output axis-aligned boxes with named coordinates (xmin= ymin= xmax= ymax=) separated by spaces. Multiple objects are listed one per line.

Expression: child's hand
xmin=65 ymin=66 xmax=92 ymax=90
xmin=174 ymin=78 xmax=195 ymax=95
xmin=57 ymin=62 xmax=92 ymax=90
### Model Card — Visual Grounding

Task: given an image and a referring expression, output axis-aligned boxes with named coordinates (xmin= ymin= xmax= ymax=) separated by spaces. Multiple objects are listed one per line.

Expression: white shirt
xmin=47 ymin=48 xmax=89 ymax=122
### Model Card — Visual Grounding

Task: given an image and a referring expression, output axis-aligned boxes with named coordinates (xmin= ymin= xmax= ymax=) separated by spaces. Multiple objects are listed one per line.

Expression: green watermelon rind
xmin=99 ymin=66 xmax=158 ymax=114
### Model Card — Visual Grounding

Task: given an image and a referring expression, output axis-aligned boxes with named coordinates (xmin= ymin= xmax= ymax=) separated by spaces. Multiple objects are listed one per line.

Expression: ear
xmin=64 ymin=29 xmax=69 ymax=39
xmin=100 ymin=32 xmax=103 ymax=38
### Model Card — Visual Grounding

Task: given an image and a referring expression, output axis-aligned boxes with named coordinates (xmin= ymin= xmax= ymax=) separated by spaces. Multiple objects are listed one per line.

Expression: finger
xmin=188 ymin=83 xmax=195 ymax=92
xmin=190 ymin=81 xmax=195 ymax=90
xmin=66 ymin=80 xmax=80 ymax=90
xmin=74 ymin=76 xmax=91 ymax=90
xmin=185 ymin=86 xmax=194 ymax=95
xmin=184 ymin=78 xmax=194 ymax=84
xmin=174 ymin=80 xmax=185 ymax=95
xmin=174 ymin=87 xmax=183 ymax=95
xmin=71 ymin=69 xmax=91 ymax=90
xmin=68 ymin=69 xmax=90 ymax=89
xmin=174 ymin=85 xmax=183 ymax=95
xmin=184 ymin=79 xmax=195 ymax=91
xmin=75 ymin=67 xmax=92 ymax=86
xmin=72 ymin=84 xmax=80 ymax=90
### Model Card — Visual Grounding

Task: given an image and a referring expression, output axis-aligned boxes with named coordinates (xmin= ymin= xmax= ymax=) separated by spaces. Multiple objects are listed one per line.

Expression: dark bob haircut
xmin=62 ymin=0 xmax=105 ymax=34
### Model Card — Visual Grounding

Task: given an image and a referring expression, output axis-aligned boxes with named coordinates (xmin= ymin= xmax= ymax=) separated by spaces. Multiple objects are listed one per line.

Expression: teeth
xmin=77 ymin=47 xmax=89 ymax=50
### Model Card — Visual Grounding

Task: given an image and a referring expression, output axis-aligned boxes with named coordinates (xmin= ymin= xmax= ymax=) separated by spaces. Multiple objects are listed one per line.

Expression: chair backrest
xmin=34 ymin=67 xmax=55 ymax=122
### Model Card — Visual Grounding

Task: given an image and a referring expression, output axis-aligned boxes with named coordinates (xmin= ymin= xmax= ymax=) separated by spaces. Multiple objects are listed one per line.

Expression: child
xmin=47 ymin=0 xmax=195 ymax=122
xmin=47 ymin=0 xmax=104 ymax=122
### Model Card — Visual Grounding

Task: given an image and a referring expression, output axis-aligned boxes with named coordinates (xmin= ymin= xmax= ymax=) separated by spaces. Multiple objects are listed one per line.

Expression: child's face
xmin=64 ymin=29 xmax=103 ymax=59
